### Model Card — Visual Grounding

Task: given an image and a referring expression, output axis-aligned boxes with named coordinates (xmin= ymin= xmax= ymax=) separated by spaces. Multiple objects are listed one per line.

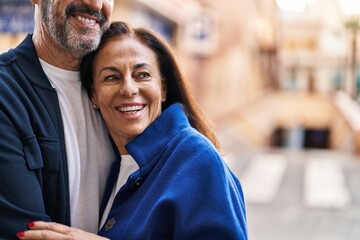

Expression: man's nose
xmin=82 ymin=0 xmax=102 ymax=11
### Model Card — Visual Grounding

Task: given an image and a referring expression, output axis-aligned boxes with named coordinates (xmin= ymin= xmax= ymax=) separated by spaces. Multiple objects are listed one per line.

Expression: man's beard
xmin=40 ymin=2 xmax=107 ymax=56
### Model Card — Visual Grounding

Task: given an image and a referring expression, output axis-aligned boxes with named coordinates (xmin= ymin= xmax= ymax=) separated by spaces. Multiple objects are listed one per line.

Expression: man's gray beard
xmin=56 ymin=24 xmax=101 ymax=57
xmin=41 ymin=3 xmax=101 ymax=57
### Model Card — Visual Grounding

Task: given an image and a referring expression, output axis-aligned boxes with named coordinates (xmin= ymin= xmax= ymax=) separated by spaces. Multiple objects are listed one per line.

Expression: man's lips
xmin=66 ymin=3 xmax=106 ymax=26
xmin=73 ymin=14 xmax=98 ymax=25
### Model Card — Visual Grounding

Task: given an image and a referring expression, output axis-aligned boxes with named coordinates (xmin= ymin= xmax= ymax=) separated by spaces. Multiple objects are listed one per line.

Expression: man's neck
xmin=32 ymin=32 xmax=81 ymax=71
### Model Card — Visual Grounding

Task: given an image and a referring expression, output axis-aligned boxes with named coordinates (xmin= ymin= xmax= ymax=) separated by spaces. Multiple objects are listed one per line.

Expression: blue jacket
xmin=0 ymin=35 xmax=70 ymax=239
xmin=99 ymin=104 xmax=248 ymax=240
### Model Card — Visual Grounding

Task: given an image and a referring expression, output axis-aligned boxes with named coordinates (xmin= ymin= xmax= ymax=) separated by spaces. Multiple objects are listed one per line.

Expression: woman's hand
xmin=17 ymin=221 xmax=108 ymax=240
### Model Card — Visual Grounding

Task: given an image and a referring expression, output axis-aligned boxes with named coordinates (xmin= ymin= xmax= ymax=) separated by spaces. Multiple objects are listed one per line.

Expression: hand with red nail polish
xmin=16 ymin=232 xmax=24 ymax=238
xmin=27 ymin=221 xmax=35 ymax=228
xmin=17 ymin=221 xmax=109 ymax=239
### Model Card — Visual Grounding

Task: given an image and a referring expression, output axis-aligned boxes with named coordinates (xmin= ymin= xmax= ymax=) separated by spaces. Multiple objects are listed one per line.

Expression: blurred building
xmin=270 ymin=0 xmax=360 ymax=154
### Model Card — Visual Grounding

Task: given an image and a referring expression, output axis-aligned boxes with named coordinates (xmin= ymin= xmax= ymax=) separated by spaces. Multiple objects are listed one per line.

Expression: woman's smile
xmin=115 ymin=103 xmax=146 ymax=119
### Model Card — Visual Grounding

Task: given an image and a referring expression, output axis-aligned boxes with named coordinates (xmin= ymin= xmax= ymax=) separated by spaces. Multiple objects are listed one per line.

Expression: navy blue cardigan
xmin=0 ymin=35 xmax=69 ymax=239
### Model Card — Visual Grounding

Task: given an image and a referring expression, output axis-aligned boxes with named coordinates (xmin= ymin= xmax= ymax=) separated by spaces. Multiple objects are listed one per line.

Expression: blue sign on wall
xmin=0 ymin=0 xmax=34 ymax=33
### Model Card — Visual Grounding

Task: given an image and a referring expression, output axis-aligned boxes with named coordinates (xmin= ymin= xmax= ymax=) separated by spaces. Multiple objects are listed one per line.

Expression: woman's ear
xmin=30 ymin=0 xmax=39 ymax=4
xmin=161 ymin=80 xmax=167 ymax=102
xmin=91 ymin=92 xmax=99 ymax=109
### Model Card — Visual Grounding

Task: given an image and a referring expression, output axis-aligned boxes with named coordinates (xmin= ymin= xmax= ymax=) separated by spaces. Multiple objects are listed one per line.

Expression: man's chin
xmin=66 ymin=33 xmax=101 ymax=54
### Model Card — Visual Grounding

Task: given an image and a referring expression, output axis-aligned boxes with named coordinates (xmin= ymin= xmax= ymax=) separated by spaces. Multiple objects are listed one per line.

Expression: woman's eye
xmin=138 ymin=72 xmax=151 ymax=79
xmin=104 ymin=75 xmax=119 ymax=81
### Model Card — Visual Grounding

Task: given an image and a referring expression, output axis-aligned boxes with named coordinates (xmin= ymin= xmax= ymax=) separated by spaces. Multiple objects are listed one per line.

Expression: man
xmin=0 ymin=0 xmax=115 ymax=239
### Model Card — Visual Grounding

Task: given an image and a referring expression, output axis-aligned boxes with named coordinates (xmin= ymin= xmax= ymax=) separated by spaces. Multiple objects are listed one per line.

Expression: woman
xmin=17 ymin=21 xmax=248 ymax=240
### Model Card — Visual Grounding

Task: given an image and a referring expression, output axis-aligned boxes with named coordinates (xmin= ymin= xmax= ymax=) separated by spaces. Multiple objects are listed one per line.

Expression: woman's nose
xmin=119 ymin=79 xmax=139 ymax=97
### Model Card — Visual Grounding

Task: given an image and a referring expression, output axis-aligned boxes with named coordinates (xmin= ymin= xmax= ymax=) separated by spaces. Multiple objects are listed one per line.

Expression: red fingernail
xmin=16 ymin=231 xmax=24 ymax=238
xmin=27 ymin=221 xmax=35 ymax=228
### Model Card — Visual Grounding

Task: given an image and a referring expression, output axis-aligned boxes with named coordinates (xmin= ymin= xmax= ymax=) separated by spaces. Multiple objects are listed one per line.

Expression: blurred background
xmin=2 ymin=0 xmax=360 ymax=239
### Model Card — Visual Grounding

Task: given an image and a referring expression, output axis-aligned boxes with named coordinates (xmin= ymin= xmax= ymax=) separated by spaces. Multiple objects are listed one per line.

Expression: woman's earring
xmin=162 ymin=97 xmax=166 ymax=102
xmin=92 ymin=104 xmax=98 ymax=109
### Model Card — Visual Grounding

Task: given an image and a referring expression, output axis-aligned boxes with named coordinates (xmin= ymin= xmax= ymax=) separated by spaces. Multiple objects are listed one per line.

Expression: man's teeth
xmin=120 ymin=106 xmax=143 ymax=113
xmin=76 ymin=16 xmax=96 ymax=24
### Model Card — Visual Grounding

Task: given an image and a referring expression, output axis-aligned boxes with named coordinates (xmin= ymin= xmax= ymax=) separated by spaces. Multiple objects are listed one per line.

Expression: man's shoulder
xmin=0 ymin=48 xmax=17 ymax=66
xmin=0 ymin=34 xmax=35 ymax=66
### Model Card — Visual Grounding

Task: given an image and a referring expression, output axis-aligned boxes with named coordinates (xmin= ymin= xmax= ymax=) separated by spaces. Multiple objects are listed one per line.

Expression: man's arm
xmin=0 ymin=109 xmax=52 ymax=239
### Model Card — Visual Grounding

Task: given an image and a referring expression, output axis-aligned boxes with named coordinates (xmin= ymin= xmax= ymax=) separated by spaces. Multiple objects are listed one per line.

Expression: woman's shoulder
xmin=168 ymin=127 xmax=224 ymax=166
xmin=176 ymin=126 xmax=217 ymax=150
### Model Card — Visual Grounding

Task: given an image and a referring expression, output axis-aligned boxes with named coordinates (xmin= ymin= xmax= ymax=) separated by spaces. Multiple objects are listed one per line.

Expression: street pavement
xmin=217 ymin=124 xmax=360 ymax=240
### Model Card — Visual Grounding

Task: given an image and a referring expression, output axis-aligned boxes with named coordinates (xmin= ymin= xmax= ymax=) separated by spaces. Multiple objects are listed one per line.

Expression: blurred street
xmin=216 ymin=92 xmax=360 ymax=240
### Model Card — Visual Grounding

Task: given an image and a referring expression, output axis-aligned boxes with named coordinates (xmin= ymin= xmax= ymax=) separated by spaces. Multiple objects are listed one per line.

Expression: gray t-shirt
xmin=40 ymin=59 xmax=115 ymax=233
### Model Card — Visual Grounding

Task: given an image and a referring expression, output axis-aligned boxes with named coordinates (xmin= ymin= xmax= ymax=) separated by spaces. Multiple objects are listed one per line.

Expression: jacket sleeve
xmin=0 ymin=108 xmax=53 ymax=239
xmin=0 ymin=39 xmax=69 ymax=239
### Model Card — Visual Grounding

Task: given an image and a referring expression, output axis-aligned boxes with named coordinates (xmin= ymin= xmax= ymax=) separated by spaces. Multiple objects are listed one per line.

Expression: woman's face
xmin=92 ymin=37 xmax=166 ymax=154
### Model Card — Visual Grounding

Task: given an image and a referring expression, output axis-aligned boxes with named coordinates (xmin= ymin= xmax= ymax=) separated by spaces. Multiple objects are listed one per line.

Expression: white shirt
xmin=40 ymin=59 xmax=115 ymax=233
xmin=99 ymin=155 xmax=139 ymax=229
